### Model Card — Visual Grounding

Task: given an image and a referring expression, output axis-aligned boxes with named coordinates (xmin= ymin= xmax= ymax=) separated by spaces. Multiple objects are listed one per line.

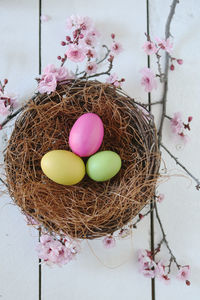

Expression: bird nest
xmin=4 ymin=80 xmax=160 ymax=239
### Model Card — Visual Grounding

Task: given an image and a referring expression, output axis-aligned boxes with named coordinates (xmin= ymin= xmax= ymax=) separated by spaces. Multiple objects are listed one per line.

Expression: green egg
xmin=86 ymin=150 xmax=122 ymax=182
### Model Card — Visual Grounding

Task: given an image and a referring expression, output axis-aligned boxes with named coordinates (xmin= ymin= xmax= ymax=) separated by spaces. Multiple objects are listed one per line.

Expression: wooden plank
xmin=41 ymin=0 xmax=152 ymax=299
xmin=0 ymin=1 xmax=39 ymax=299
xmin=149 ymin=0 xmax=200 ymax=298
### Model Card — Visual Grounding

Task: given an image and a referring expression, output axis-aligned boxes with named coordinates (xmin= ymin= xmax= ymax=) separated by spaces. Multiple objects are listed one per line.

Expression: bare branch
xmin=161 ymin=142 xmax=200 ymax=189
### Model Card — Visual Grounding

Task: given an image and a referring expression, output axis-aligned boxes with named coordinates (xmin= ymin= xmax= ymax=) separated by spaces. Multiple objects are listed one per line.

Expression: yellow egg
xmin=41 ymin=150 xmax=85 ymax=185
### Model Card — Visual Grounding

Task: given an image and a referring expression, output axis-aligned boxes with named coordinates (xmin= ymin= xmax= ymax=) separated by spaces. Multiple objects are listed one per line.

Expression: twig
xmin=161 ymin=142 xmax=200 ymax=189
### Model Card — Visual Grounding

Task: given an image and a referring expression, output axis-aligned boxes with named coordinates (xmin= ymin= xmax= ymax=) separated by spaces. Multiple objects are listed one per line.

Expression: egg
xmin=41 ymin=150 xmax=85 ymax=185
xmin=69 ymin=113 xmax=104 ymax=157
xmin=86 ymin=151 xmax=121 ymax=182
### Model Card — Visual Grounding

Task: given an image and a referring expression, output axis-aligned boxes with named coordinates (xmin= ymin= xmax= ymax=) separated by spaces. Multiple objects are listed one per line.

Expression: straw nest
xmin=4 ymin=80 xmax=160 ymax=239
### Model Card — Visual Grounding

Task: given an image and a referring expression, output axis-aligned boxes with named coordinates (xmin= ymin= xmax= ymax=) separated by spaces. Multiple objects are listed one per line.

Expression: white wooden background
xmin=0 ymin=0 xmax=200 ymax=299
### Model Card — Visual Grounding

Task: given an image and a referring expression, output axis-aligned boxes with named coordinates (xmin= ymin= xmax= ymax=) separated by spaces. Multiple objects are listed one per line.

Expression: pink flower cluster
xmin=0 ymin=79 xmax=17 ymax=116
xmin=59 ymin=15 xmax=100 ymax=70
xmin=141 ymin=36 xmax=183 ymax=92
xmin=170 ymin=112 xmax=192 ymax=144
xmin=143 ymin=37 xmax=173 ymax=55
xmin=138 ymin=249 xmax=191 ymax=285
xmin=138 ymin=249 xmax=170 ymax=282
xmin=36 ymin=234 xmax=79 ymax=266
xmin=58 ymin=15 xmax=123 ymax=79
xmin=38 ymin=64 xmax=74 ymax=94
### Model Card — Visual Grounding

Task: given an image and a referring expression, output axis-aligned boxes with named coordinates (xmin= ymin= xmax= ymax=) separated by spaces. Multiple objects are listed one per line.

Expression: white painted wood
xmin=0 ymin=1 xmax=39 ymax=299
xmin=1 ymin=0 xmax=199 ymax=299
xmin=150 ymin=0 xmax=200 ymax=298
xmin=41 ymin=0 xmax=151 ymax=299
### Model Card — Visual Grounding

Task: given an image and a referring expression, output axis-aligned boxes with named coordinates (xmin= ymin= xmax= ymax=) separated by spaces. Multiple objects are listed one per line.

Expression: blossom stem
xmin=161 ymin=143 xmax=200 ymax=189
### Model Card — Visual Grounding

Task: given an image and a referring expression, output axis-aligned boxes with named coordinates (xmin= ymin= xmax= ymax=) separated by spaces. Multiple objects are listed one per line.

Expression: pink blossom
xmin=177 ymin=266 xmax=190 ymax=281
xmin=86 ymin=49 xmax=97 ymax=59
xmin=38 ymin=64 xmax=74 ymax=94
xmin=66 ymin=45 xmax=86 ymax=62
xmin=138 ymin=249 xmax=151 ymax=264
xmin=157 ymin=193 xmax=165 ymax=203
xmin=56 ymin=66 xmax=72 ymax=81
xmin=85 ymin=62 xmax=98 ymax=75
xmin=88 ymin=28 xmax=100 ymax=39
xmin=170 ymin=112 xmax=184 ymax=135
xmin=81 ymin=30 xmax=99 ymax=48
xmin=140 ymin=67 xmax=157 ymax=92
xmin=106 ymin=73 xmax=118 ymax=84
xmin=0 ymin=91 xmax=18 ymax=116
xmin=106 ymin=73 xmax=122 ymax=87
xmin=40 ymin=15 xmax=51 ymax=23
xmin=111 ymin=42 xmax=123 ymax=55
xmin=113 ymin=80 xmax=122 ymax=88
xmin=155 ymin=261 xmax=166 ymax=278
xmin=140 ymin=260 xmax=157 ymax=278
xmin=118 ymin=228 xmax=130 ymax=238
xmin=103 ymin=236 xmax=116 ymax=249
xmin=42 ymin=64 xmax=58 ymax=76
xmin=66 ymin=15 xmax=93 ymax=31
xmin=155 ymin=37 xmax=173 ymax=54
xmin=143 ymin=41 xmax=157 ymax=55
xmin=40 ymin=234 xmax=52 ymax=245
xmin=36 ymin=234 xmax=79 ymax=266
xmin=38 ymin=74 xmax=57 ymax=94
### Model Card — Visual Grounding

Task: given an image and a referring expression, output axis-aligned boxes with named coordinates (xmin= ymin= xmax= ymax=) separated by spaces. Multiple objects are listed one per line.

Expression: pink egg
xmin=69 ymin=113 xmax=104 ymax=157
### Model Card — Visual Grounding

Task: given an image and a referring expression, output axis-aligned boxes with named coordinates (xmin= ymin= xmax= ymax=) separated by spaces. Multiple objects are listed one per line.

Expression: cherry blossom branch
xmin=131 ymin=207 xmax=154 ymax=228
xmin=154 ymin=201 xmax=180 ymax=269
xmin=158 ymin=0 xmax=179 ymax=145
xmin=161 ymin=143 xmax=200 ymax=189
